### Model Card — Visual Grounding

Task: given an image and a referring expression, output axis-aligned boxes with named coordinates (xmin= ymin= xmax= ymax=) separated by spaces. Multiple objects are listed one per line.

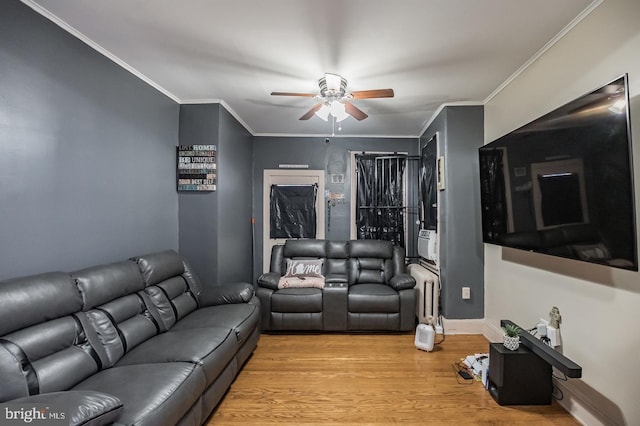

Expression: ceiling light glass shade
xmin=325 ymin=73 xmax=342 ymax=91
xmin=315 ymin=104 xmax=330 ymax=121
xmin=330 ymin=100 xmax=349 ymax=122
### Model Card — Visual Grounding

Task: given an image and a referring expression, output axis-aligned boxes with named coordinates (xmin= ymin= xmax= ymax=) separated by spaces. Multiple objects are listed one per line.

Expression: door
xmin=263 ymin=169 xmax=325 ymax=273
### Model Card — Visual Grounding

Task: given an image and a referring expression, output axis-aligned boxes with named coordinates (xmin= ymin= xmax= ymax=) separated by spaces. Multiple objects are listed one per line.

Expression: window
xmin=351 ymin=153 xmax=419 ymax=252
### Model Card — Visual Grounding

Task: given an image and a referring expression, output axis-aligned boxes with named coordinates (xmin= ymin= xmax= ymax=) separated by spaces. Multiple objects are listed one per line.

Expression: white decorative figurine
xmin=549 ymin=306 xmax=562 ymax=329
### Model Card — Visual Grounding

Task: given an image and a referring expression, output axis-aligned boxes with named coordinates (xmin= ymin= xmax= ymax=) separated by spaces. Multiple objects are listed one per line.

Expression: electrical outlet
xmin=434 ymin=317 xmax=444 ymax=334
xmin=462 ymin=287 xmax=471 ymax=300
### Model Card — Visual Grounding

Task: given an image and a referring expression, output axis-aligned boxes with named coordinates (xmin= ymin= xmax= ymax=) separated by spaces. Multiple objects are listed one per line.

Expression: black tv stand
xmin=488 ymin=343 xmax=552 ymax=405
xmin=500 ymin=319 xmax=582 ymax=378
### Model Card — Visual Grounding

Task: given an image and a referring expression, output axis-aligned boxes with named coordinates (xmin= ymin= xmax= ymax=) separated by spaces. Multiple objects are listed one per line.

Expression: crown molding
xmin=179 ymin=99 xmax=256 ymax=136
xmin=21 ymin=0 xmax=181 ymax=103
xmin=253 ymin=133 xmax=418 ymax=139
xmin=417 ymin=101 xmax=484 ymax=138
xmin=483 ymin=0 xmax=604 ymax=104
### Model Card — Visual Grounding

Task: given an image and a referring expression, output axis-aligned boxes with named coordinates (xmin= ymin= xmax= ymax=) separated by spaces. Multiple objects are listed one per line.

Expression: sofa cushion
xmin=83 ymin=293 xmax=159 ymax=367
xmin=283 ymin=239 xmax=327 ymax=258
xmin=132 ymin=250 xmax=185 ymax=287
xmin=171 ymin=303 xmax=260 ymax=345
xmin=1 ymin=316 xmax=101 ymax=398
xmin=0 ymin=272 xmax=82 ymax=337
xmin=348 ymin=284 xmax=399 ymax=313
xmin=72 ymin=261 xmax=146 ymax=311
xmin=348 ymin=240 xmax=393 ymax=258
xmin=0 ymin=272 xmax=101 ymax=402
xmin=153 ymin=277 xmax=199 ymax=319
xmin=142 ymin=280 xmax=198 ymax=332
xmin=272 ymin=288 xmax=323 ymax=313
xmin=11 ymin=390 xmax=123 ymax=426
xmin=198 ymin=282 xmax=255 ymax=306
xmin=325 ymin=242 xmax=349 ymax=284
xmin=116 ymin=327 xmax=237 ymax=386
xmin=348 ymin=257 xmax=392 ymax=285
xmin=73 ymin=363 xmax=206 ymax=426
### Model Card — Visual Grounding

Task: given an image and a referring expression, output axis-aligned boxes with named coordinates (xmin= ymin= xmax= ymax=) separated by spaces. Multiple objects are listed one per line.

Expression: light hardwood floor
xmin=208 ymin=333 xmax=578 ymax=425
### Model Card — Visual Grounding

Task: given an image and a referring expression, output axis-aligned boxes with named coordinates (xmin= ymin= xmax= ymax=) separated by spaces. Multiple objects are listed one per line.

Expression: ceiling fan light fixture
xmin=330 ymin=100 xmax=349 ymax=122
xmin=315 ymin=104 xmax=330 ymax=121
xmin=272 ymin=73 xmax=392 ymax=123
xmin=319 ymin=73 xmax=348 ymax=98
xmin=325 ymin=73 xmax=342 ymax=91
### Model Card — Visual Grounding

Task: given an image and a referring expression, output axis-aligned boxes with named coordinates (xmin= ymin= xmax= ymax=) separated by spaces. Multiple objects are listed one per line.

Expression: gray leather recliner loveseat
xmin=257 ymin=239 xmax=416 ymax=332
xmin=0 ymin=250 xmax=260 ymax=426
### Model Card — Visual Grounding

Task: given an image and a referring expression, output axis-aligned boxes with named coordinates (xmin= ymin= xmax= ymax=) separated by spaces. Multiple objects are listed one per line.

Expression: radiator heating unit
xmin=408 ymin=263 xmax=440 ymax=325
xmin=409 ymin=263 xmax=441 ymax=351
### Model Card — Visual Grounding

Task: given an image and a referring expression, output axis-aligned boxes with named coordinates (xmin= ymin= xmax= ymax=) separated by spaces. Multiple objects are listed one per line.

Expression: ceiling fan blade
xmin=350 ymin=89 xmax=395 ymax=99
xmin=299 ymin=103 xmax=323 ymax=120
xmin=344 ymin=101 xmax=368 ymax=121
xmin=271 ymin=92 xmax=316 ymax=97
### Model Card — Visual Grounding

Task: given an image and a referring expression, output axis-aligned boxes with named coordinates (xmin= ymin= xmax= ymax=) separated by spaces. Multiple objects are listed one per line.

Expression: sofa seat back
xmin=273 ymin=239 xmax=350 ymax=283
xmin=0 ymin=272 xmax=100 ymax=402
xmin=348 ymin=240 xmax=395 ymax=286
xmin=72 ymin=261 xmax=159 ymax=368
xmin=131 ymin=250 xmax=202 ymax=332
xmin=325 ymin=241 xmax=349 ymax=284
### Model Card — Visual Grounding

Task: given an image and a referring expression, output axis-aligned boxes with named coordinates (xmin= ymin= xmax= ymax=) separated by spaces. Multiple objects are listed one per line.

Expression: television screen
xmin=479 ymin=75 xmax=637 ymax=270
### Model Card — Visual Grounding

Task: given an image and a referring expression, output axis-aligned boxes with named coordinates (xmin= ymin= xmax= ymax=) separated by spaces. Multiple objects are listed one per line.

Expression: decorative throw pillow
xmin=278 ymin=258 xmax=325 ymax=288
xmin=278 ymin=275 xmax=325 ymax=289
xmin=284 ymin=259 xmax=324 ymax=277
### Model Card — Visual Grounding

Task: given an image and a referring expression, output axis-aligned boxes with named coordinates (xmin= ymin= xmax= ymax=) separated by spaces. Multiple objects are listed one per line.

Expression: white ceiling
xmin=25 ymin=0 xmax=597 ymax=138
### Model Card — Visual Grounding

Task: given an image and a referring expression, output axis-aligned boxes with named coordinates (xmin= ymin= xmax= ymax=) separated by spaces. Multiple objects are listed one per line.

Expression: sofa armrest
xmin=257 ymin=272 xmax=280 ymax=290
xmin=199 ymin=282 xmax=255 ymax=306
xmin=11 ymin=390 xmax=123 ymax=426
xmin=389 ymin=273 xmax=416 ymax=290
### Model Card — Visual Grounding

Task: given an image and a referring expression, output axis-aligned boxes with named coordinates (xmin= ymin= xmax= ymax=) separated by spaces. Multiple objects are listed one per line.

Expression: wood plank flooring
xmin=208 ymin=333 xmax=578 ymax=425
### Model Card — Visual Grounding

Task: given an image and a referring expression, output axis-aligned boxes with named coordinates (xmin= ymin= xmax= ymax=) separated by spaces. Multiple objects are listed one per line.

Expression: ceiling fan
xmin=271 ymin=73 xmax=394 ymax=122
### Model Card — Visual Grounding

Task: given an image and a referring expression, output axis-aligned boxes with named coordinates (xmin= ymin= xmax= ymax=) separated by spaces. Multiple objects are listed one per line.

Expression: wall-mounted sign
xmin=177 ymin=145 xmax=217 ymax=191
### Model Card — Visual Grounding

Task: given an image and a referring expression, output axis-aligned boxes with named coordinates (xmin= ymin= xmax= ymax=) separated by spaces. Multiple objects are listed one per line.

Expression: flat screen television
xmin=479 ymin=74 xmax=637 ymax=271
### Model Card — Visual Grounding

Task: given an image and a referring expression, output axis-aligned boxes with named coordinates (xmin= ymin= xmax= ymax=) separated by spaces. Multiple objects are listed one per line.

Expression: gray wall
xmin=421 ymin=106 xmax=484 ymax=319
xmin=252 ymin=136 xmax=418 ymax=282
xmin=178 ymin=105 xmax=253 ymax=285
xmin=217 ymin=108 xmax=253 ymax=283
xmin=0 ymin=0 xmax=179 ymax=280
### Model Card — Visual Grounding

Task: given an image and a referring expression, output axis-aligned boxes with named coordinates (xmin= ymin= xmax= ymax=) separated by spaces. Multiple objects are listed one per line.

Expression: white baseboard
xmin=482 ymin=320 xmax=504 ymax=342
xmin=441 ymin=317 xmax=485 ymax=334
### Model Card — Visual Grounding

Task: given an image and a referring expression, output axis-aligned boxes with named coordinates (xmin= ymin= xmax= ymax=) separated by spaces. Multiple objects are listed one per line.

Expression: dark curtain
xmin=420 ymin=137 xmax=437 ymax=230
xmin=356 ymin=154 xmax=406 ymax=246
xmin=479 ymin=149 xmax=508 ymax=241
xmin=270 ymin=184 xmax=317 ymax=239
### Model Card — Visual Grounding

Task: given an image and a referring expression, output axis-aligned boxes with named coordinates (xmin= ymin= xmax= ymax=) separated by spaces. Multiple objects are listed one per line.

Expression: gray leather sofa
xmin=0 ymin=250 xmax=260 ymax=426
xmin=257 ymin=239 xmax=416 ymax=331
